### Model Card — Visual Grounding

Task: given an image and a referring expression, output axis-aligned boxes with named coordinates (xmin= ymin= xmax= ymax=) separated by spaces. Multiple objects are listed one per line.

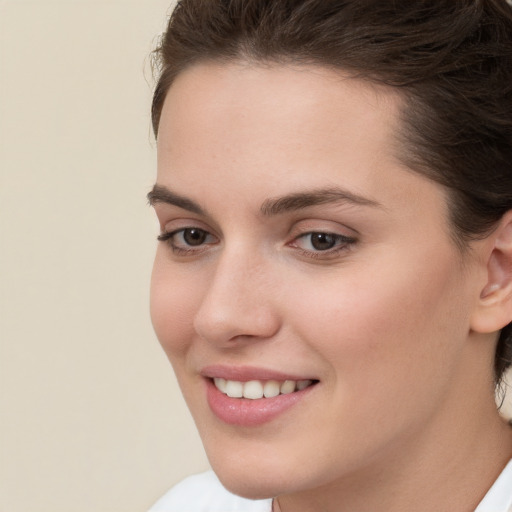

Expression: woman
xmin=147 ymin=1 xmax=512 ymax=510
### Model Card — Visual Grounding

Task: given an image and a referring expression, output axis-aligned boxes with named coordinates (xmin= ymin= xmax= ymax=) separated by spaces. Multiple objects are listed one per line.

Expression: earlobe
xmin=471 ymin=212 xmax=512 ymax=334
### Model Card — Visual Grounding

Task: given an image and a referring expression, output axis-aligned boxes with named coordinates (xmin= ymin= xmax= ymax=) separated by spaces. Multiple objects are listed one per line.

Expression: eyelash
xmin=157 ymin=228 xmax=218 ymax=256
xmin=157 ymin=228 xmax=356 ymax=259
xmin=290 ymin=232 xmax=356 ymax=259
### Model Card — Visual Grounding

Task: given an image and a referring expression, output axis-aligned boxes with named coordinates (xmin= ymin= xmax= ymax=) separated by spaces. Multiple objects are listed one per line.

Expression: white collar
xmin=474 ymin=459 xmax=512 ymax=512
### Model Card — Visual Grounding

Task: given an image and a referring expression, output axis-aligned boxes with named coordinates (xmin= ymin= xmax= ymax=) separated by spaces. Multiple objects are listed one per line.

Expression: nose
xmin=193 ymin=249 xmax=281 ymax=346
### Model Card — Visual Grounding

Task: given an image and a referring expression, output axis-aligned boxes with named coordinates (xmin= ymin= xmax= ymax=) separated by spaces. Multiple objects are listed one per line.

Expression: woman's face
xmin=150 ymin=63 xmax=486 ymax=498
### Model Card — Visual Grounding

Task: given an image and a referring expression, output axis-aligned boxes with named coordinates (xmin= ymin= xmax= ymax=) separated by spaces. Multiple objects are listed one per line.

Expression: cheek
xmin=150 ymin=254 xmax=200 ymax=358
xmin=286 ymin=250 xmax=470 ymax=400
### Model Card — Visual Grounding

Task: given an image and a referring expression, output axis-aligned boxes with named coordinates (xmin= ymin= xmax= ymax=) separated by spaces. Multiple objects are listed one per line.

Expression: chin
xmin=213 ymin=467 xmax=283 ymax=500
xmin=207 ymin=445 xmax=326 ymax=501
xmin=204 ymin=447 xmax=289 ymax=499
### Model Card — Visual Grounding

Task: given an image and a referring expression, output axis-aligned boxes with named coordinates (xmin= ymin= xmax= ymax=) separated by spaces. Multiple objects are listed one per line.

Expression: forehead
xmin=157 ymin=61 xmax=402 ymax=161
xmin=155 ymin=61 xmax=450 ymax=231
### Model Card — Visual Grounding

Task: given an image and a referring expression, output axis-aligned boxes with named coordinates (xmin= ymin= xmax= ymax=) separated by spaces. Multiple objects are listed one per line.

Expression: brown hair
xmin=151 ymin=0 xmax=512 ymax=385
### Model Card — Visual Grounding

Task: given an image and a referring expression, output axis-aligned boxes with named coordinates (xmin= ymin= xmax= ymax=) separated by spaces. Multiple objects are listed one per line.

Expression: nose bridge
xmin=193 ymin=244 xmax=279 ymax=344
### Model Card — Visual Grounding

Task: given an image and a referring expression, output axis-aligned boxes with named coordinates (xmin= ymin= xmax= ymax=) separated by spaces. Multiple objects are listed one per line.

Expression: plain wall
xmin=0 ymin=2 xmax=210 ymax=511
xmin=1 ymin=2 xmax=511 ymax=512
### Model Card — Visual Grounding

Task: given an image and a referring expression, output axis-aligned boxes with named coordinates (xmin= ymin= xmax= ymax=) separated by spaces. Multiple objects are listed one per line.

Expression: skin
xmin=150 ymin=62 xmax=512 ymax=512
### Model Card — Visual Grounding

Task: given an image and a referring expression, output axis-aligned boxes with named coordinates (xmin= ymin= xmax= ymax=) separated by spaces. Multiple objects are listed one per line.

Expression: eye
xmin=158 ymin=227 xmax=218 ymax=254
xmin=304 ymin=232 xmax=339 ymax=251
xmin=290 ymin=231 xmax=356 ymax=256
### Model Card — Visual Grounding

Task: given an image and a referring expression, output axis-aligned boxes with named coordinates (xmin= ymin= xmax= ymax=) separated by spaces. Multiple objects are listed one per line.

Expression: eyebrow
xmin=260 ymin=187 xmax=382 ymax=216
xmin=147 ymin=184 xmax=206 ymax=215
xmin=147 ymin=184 xmax=381 ymax=216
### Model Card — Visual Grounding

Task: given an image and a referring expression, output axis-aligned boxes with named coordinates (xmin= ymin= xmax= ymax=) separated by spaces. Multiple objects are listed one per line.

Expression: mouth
xmin=201 ymin=366 xmax=319 ymax=426
xmin=212 ymin=377 xmax=317 ymax=399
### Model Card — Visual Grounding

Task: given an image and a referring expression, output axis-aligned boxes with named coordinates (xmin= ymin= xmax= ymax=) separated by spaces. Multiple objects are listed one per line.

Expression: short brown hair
xmin=151 ymin=0 xmax=512 ymax=384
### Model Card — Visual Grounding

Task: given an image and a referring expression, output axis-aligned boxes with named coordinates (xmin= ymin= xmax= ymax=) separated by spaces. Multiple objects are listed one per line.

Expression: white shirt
xmin=149 ymin=459 xmax=512 ymax=512
xmin=148 ymin=471 xmax=271 ymax=512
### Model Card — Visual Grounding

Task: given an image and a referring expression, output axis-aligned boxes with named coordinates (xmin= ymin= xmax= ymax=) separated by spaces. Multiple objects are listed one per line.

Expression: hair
xmin=151 ymin=0 xmax=512 ymax=386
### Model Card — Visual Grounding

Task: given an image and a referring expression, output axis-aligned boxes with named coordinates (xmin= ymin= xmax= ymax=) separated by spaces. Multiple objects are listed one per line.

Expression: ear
xmin=470 ymin=211 xmax=512 ymax=334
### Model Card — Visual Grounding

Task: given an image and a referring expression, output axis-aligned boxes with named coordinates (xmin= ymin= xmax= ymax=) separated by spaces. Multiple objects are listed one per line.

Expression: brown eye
xmin=309 ymin=233 xmax=337 ymax=251
xmin=157 ymin=227 xmax=217 ymax=254
xmin=183 ymin=228 xmax=208 ymax=246
xmin=290 ymin=231 xmax=356 ymax=258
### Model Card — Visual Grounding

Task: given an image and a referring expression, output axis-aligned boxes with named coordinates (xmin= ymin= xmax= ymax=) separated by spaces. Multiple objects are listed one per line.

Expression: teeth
xmin=263 ymin=380 xmax=281 ymax=398
xmin=213 ymin=378 xmax=314 ymax=399
xmin=297 ymin=380 xmax=311 ymax=391
xmin=213 ymin=378 xmax=227 ymax=393
xmin=280 ymin=380 xmax=296 ymax=394
xmin=243 ymin=380 xmax=264 ymax=399
xmin=225 ymin=380 xmax=243 ymax=398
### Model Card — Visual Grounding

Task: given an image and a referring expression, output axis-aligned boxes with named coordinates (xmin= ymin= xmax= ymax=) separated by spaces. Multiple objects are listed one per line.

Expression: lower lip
xmin=205 ymin=379 xmax=316 ymax=427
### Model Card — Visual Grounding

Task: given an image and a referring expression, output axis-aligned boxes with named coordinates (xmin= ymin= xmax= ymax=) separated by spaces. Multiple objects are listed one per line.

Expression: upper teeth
xmin=213 ymin=378 xmax=313 ymax=399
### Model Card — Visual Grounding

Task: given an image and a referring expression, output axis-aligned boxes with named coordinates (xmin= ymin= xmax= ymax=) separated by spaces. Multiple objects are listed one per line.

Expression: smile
xmin=204 ymin=370 xmax=319 ymax=426
xmin=213 ymin=378 xmax=314 ymax=399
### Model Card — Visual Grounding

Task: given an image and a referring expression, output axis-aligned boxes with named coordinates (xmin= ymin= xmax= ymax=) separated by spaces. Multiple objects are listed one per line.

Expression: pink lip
xmin=200 ymin=364 xmax=315 ymax=382
xmin=201 ymin=365 xmax=318 ymax=427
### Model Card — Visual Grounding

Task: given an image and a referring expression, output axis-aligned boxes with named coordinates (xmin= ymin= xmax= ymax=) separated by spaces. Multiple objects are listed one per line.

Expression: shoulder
xmin=148 ymin=471 xmax=272 ymax=512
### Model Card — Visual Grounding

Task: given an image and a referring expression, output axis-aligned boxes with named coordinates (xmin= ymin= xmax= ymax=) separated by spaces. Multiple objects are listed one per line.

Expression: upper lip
xmin=200 ymin=364 xmax=317 ymax=382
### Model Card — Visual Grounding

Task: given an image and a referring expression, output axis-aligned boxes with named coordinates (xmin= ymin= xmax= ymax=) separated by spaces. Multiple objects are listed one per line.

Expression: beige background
xmin=0 ymin=1 xmax=511 ymax=511
xmin=0 ymin=1 xmax=210 ymax=511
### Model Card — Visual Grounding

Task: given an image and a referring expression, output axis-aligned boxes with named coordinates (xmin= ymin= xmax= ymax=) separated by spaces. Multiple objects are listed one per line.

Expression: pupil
xmin=311 ymin=233 xmax=336 ymax=251
xmin=184 ymin=228 xmax=206 ymax=246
